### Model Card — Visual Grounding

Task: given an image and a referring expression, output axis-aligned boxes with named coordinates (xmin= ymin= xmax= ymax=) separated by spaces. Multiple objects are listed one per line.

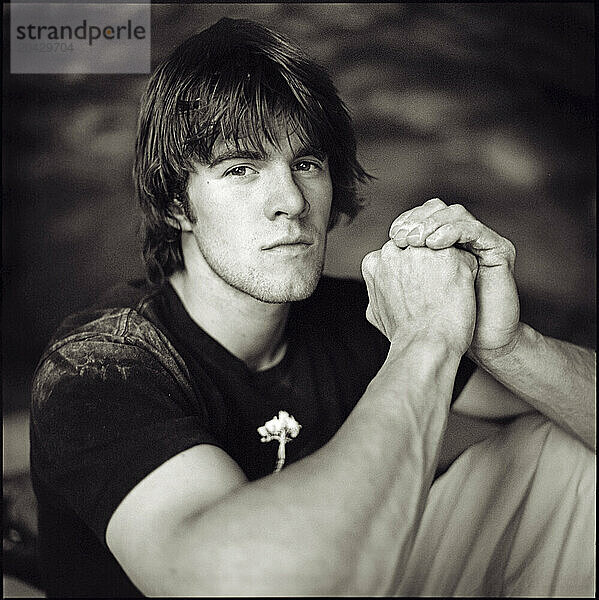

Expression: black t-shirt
xmin=30 ymin=276 xmax=475 ymax=597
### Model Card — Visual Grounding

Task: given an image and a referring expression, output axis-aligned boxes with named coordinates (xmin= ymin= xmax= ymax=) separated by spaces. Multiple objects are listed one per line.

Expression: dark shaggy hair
xmin=134 ymin=17 xmax=372 ymax=284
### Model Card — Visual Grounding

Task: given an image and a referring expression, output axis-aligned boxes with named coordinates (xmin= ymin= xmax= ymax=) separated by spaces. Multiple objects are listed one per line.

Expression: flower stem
xmin=275 ymin=437 xmax=286 ymax=473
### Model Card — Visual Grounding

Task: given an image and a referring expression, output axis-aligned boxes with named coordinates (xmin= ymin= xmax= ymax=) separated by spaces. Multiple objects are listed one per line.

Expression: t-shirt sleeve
xmin=30 ymin=337 xmax=223 ymax=547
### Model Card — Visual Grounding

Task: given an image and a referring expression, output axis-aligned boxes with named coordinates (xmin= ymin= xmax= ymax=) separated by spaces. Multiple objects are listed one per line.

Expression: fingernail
xmin=406 ymin=228 xmax=421 ymax=243
xmin=390 ymin=226 xmax=409 ymax=240
xmin=389 ymin=224 xmax=406 ymax=239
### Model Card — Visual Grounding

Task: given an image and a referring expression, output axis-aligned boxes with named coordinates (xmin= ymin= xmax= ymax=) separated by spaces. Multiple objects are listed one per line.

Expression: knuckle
xmin=365 ymin=304 xmax=375 ymax=325
xmin=391 ymin=211 xmax=409 ymax=227
xmin=442 ymin=222 xmax=457 ymax=234
xmin=382 ymin=240 xmax=407 ymax=263
xmin=425 ymin=197 xmax=447 ymax=208
xmin=501 ymin=238 xmax=517 ymax=262
xmin=361 ymin=250 xmax=378 ymax=275
xmin=403 ymin=209 xmax=420 ymax=224
xmin=360 ymin=259 xmax=370 ymax=277
xmin=389 ymin=208 xmax=414 ymax=234
xmin=448 ymin=203 xmax=467 ymax=216
xmin=380 ymin=239 xmax=397 ymax=258
xmin=423 ymin=214 xmax=440 ymax=229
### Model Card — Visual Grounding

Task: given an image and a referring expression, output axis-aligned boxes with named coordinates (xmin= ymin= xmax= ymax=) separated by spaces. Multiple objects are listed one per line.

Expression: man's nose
xmin=263 ymin=168 xmax=309 ymax=221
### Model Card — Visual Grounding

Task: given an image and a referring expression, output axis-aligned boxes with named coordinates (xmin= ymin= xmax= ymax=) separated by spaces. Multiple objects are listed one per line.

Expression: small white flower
xmin=258 ymin=411 xmax=302 ymax=473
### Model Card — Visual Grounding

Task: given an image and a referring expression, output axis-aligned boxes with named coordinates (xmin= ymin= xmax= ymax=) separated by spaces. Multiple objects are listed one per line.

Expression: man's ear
xmin=168 ymin=197 xmax=194 ymax=232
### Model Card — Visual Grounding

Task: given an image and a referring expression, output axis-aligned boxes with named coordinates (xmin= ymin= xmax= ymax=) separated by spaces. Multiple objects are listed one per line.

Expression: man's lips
xmin=262 ymin=235 xmax=314 ymax=250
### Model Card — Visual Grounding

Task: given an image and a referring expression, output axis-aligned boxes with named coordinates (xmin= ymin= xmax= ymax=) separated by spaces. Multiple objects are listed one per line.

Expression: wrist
xmin=389 ymin=330 xmax=467 ymax=362
xmin=369 ymin=331 xmax=464 ymax=414
xmin=468 ymin=321 xmax=529 ymax=368
xmin=388 ymin=331 xmax=465 ymax=369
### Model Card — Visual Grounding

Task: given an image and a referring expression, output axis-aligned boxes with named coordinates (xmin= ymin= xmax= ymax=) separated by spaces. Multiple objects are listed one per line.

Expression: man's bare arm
xmin=451 ymin=366 xmax=534 ymax=421
xmin=106 ymin=245 xmax=477 ymax=596
xmin=470 ymin=323 xmax=596 ymax=450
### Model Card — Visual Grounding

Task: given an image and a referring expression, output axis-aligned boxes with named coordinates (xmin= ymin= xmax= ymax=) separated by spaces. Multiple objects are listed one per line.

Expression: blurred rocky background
xmin=3 ymin=2 xmax=596 ymax=419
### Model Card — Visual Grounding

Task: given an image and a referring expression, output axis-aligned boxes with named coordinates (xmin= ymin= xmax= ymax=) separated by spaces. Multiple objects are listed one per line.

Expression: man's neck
xmin=169 ymin=267 xmax=290 ymax=373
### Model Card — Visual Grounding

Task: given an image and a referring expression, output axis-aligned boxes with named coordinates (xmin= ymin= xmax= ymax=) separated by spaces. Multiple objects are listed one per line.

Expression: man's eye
xmin=292 ymin=160 xmax=321 ymax=173
xmin=225 ymin=166 xmax=255 ymax=177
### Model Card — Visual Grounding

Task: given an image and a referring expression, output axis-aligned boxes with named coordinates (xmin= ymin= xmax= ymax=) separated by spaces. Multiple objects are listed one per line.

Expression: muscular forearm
xmin=472 ymin=322 xmax=596 ymax=451
xmin=151 ymin=336 xmax=461 ymax=596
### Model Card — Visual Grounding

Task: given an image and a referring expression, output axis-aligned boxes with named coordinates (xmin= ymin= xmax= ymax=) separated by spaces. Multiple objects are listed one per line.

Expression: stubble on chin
xmin=232 ymin=247 xmax=327 ymax=304
xmin=191 ymin=227 xmax=328 ymax=304
xmin=251 ymin=262 xmax=325 ymax=304
xmin=210 ymin=247 xmax=326 ymax=304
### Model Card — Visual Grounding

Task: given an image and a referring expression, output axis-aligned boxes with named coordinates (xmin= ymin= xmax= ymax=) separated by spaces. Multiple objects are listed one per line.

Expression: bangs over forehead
xmin=175 ymin=32 xmax=334 ymax=164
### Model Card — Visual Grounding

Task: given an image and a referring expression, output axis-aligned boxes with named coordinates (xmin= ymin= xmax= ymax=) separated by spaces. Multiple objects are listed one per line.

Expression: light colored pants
xmin=397 ymin=413 xmax=595 ymax=597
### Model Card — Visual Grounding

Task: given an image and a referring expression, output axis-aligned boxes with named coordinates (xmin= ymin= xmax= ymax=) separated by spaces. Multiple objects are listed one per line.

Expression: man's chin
xmin=232 ymin=267 xmax=324 ymax=304
xmin=252 ymin=287 xmax=316 ymax=304
xmin=248 ymin=275 xmax=322 ymax=304
xmin=198 ymin=247 xmax=325 ymax=305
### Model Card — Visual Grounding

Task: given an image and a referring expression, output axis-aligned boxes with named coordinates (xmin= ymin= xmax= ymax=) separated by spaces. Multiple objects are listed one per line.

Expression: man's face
xmin=181 ymin=129 xmax=333 ymax=303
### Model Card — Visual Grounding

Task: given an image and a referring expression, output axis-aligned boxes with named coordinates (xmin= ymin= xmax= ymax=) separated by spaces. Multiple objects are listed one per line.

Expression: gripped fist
xmin=388 ymin=198 xmax=521 ymax=359
xmin=361 ymin=241 xmax=478 ymax=356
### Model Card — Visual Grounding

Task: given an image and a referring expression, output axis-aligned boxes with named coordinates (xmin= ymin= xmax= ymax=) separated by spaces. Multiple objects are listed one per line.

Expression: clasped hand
xmin=363 ymin=198 xmax=521 ymax=361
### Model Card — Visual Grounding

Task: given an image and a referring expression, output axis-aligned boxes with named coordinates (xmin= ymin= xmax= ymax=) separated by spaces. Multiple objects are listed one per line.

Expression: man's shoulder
xmin=32 ymin=279 xmax=193 ymax=409
xmin=39 ymin=279 xmax=174 ymax=367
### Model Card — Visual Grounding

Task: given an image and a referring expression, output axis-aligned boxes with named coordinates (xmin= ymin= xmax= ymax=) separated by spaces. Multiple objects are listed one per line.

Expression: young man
xmin=30 ymin=18 xmax=594 ymax=597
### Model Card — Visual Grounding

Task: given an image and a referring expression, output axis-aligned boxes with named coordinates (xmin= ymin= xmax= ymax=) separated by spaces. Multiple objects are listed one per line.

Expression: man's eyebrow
xmin=293 ymin=145 xmax=326 ymax=161
xmin=206 ymin=145 xmax=326 ymax=168
xmin=208 ymin=149 xmax=266 ymax=168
